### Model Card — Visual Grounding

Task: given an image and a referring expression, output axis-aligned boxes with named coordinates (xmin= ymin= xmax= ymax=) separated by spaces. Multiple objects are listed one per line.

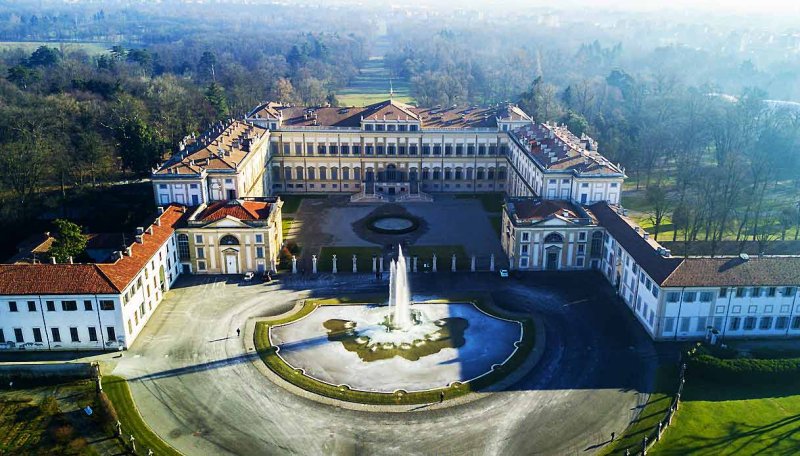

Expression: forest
xmin=0 ymin=0 xmax=798 ymax=257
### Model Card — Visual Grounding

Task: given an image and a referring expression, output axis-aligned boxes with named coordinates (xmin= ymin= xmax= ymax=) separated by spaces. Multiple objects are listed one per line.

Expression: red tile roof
xmin=510 ymin=199 xmax=582 ymax=222
xmin=0 ymin=205 xmax=187 ymax=296
xmin=511 ymin=123 xmax=623 ymax=175
xmin=0 ymin=264 xmax=118 ymax=295
xmin=662 ymin=256 xmax=800 ymax=287
xmin=97 ymin=205 xmax=186 ymax=291
xmin=196 ymin=200 xmax=272 ymax=222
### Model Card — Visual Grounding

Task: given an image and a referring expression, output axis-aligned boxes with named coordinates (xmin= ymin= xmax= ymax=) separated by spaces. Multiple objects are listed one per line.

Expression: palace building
xmin=1 ymin=98 xmax=798 ymax=350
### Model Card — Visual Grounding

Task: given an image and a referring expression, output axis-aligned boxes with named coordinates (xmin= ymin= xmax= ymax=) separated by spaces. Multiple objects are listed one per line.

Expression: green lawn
xmin=602 ymin=365 xmax=679 ymax=455
xmin=282 ymin=217 xmax=294 ymax=239
xmin=455 ymin=192 xmax=504 ymax=213
xmin=103 ymin=376 xmax=182 ymax=456
xmin=336 ymin=57 xmax=413 ymax=107
xmin=317 ymin=246 xmax=382 ymax=273
xmin=651 ymin=378 xmax=800 ymax=455
xmin=278 ymin=194 xmax=326 ymax=214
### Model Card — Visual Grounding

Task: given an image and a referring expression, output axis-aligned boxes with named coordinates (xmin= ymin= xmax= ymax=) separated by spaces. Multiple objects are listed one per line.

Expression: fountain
xmin=388 ymin=245 xmax=413 ymax=330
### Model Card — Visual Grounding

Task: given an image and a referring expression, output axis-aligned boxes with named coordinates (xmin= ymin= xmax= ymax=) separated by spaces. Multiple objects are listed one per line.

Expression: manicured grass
xmin=281 ymin=217 xmax=294 ymax=239
xmin=103 ymin=376 xmax=182 ymax=456
xmin=489 ymin=215 xmax=502 ymax=239
xmin=278 ymin=194 xmax=326 ymax=214
xmin=317 ymin=246 xmax=382 ymax=273
xmin=455 ymin=193 xmax=504 ymax=213
xmin=651 ymin=378 xmax=800 ymax=455
xmin=602 ymin=364 xmax=679 ymax=455
xmin=336 ymin=57 xmax=413 ymax=107
xmin=254 ymin=294 xmax=535 ymax=405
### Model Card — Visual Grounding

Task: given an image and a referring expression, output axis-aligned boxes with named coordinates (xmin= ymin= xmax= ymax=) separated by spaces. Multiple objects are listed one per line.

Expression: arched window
xmin=544 ymin=232 xmax=564 ymax=244
xmin=487 ymin=167 xmax=496 ymax=180
xmin=455 ymin=167 xmax=463 ymax=180
xmin=477 ymin=167 xmax=485 ymax=180
xmin=319 ymin=166 xmax=327 ymax=180
xmin=331 ymin=167 xmax=338 ymax=180
xmin=220 ymin=235 xmax=239 ymax=246
xmin=354 ymin=167 xmax=362 ymax=180
xmin=307 ymin=167 xmax=316 ymax=180
xmin=444 ymin=168 xmax=452 ymax=180
xmin=342 ymin=167 xmax=350 ymax=180
xmin=295 ymin=166 xmax=304 ymax=180
xmin=466 ymin=167 xmax=474 ymax=180
xmin=177 ymin=234 xmax=189 ymax=261
xmin=386 ymin=164 xmax=397 ymax=181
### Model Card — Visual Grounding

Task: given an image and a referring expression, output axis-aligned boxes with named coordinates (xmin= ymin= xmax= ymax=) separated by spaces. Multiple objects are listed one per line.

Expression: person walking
xmin=236 ymin=328 xmax=241 ymax=338
xmin=439 ymin=391 xmax=445 ymax=403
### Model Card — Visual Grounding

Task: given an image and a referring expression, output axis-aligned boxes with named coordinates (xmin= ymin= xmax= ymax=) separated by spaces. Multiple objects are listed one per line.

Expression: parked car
xmin=243 ymin=272 xmax=255 ymax=281
xmin=499 ymin=269 xmax=509 ymax=278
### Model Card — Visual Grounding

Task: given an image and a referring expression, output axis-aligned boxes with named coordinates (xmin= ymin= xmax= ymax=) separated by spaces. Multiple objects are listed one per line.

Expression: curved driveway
xmin=112 ymin=272 xmax=657 ymax=456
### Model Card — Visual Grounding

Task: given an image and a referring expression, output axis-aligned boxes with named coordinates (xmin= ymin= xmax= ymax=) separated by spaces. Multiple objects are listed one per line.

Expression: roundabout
xmin=111 ymin=272 xmax=658 ymax=456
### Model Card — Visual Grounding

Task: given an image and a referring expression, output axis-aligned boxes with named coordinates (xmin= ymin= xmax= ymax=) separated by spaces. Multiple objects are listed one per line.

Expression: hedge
xmin=688 ymin=353 xmax=800 ymax=383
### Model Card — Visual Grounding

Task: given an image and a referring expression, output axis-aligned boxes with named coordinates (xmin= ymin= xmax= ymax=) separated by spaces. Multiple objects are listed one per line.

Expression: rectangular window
xmin=51 ymin=328 xmax=61 ymax=343
xmin=0 ymin=329 xmax=4 ymax=343
xmin=759 ymin=316 xmax=773 ymax=330
xmin=99 ymin=300 xmax=115 ymax=311
xmin=719 ymin=287 xmax=727 ymax=298
xmin=70 ymin=327 xmax=80 ymax=342
xmin=46 ymin=300 xmax=55 ymax=311
xmin=256 ymin=247 xmax=264 ymax=258
xmin=61 ymin=300 xmax=78 ymax=311
xmin=785 ymin=287 xmax=797 ymax=296
xmin=197 ymin=247 xmax=205 ymax=259
xmin=198 ymin=261 xmax=207 ymax=271
xmin=88 ymin=327 xmax=98 ymax=342
xmin=744 ymin=316 xmax=756 ymax=330
xmin=666 ymin=292 xmax=680 ymax=303
xmin=700 ymin=292 xmax=714 ymax=302
xmin=729 ymin=317 xmax=741 ymax=331
xmin=776 ymin=316 xmax=789 ymax=330
xmin=84 ymin=300 xmax=93 ymax=311
xmin=664 ymin=317 xmax=675 ymax=332
xmin=576 ymin=257 xmax=585 ymax=267
xmin=32 ymin=327 xmax=42 ymax=343
xmin=696 ymin=317 xmax=708 ymax=332
xmin=736 ymin=287 xmax=746 ymax=298
xmin=195 ymin=234 xmax=203 ymax=244
xmin=8 ymin=301 xmax=17 ymax=312
xmin=521 ymin=232 xmax=530 ymax=242
xmin=768 ymin=287 xmax=777 ymax=297
xmin=13 ymin=328 xmax=24 ymax=343
xmin=27 ymin=301 xmax=35 ymax=312
xmin=683 ymin=292 xmax=697 ymax=303
xmin=652 ymin=286 xmax=659 ymax=298
xmin=107 ymin=327 xmax=116 ymax=341
xmin=680 ymin=317 xmax=691 ymax=332
xmin=752 ymin=287 xmax=761 ymax=297
xmin=255 ymin=234 xmax=264 ymax=244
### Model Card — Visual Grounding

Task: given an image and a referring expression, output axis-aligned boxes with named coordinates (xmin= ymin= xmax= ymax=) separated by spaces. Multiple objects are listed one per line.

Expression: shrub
xmin=39 ymin=395 xmax=60 ymax=415
xmin=66 ymin=437 xmax=88 ymax=453
xmin=688 ymin=350 xmax=800 ymax=383
xmin=50 ymin=422 xmax=75 ymax=443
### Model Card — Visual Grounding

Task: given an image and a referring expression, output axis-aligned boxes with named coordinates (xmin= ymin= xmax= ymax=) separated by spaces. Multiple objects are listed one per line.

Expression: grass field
xmin=278 ymin=194 xmax=326 ymax=214
xmin=603 ymin=365 xmax=679 ymax=455
xmin=651 ymin=378 xmax=800 ymax=455
xmin=455 ymin=192 xmax=504 ymax=213
xmin=0 ymin=41 xmax=111 ymax=55
xmin=336 ymin=56 xmax=413 ymax=107
xmin=0 ymin=379 xmax=125 ymax=455
xmin=282 ymin=217 xmax=294 ymax=239
xmin=104 ymin=376 xmax=182 ymax=456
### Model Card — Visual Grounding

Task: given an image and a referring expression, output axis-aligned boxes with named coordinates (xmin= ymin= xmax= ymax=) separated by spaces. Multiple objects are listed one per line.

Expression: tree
xmin=126 ymin=48 xmax=153 ymax=76
xmin=27 ymin=46 xmax=60 ymax=67
xmin=645 ymin=184 xmax=671 ymax=241
xmin=197 ymin=51 xmax=217 ymax=82
xmin=204 ymin=82 xmax=229 ymax=120
xmin=49 ymin=219 xmax=87 ymax=263
xmin=561 ymin=110 xmax=589 ymax=137
xmin=7 ymin=65 xmax=40 ymax=89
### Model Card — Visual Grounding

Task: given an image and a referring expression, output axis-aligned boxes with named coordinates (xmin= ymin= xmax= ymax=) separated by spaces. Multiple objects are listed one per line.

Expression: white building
xmin=0 ymin=205 xmax=185 ymax=351
xmin=590 ymin=202 xmax=800 ymax=341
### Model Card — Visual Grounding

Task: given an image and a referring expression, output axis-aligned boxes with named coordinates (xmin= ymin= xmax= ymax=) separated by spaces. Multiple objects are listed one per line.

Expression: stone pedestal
xmin=432 ymin=254 xmax=438 ymax=272
xmin=291 ymin=255 xmax=297 ymax=274
xmin=332 ymin=254 xmax=337 ymax=274
xmin=352 ymin=255 xmax=358 ymax=273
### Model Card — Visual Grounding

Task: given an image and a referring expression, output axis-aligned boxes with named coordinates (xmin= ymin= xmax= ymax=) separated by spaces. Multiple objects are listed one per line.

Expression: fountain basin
xmin=269 ymin=302 xmax=524 ymax=393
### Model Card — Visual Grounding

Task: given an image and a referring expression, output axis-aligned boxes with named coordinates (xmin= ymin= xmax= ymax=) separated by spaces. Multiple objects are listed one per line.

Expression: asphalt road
xmin=112 ymin=272 xmax=658 ymax=456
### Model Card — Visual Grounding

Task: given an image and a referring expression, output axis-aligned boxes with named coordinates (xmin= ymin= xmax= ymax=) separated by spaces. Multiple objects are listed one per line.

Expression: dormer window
xmin=365 ymin=124 xmax=374 ymax=131
xmin=387 ymin=124 xmax=396 ymax=131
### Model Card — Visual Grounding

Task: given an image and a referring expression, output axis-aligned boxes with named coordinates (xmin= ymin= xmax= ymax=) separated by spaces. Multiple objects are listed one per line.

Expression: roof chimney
xmin=50 ymin=256 xmax=57 ymax=264
xmin=157 ymin=206 xmax=165 ymax=214
xmin=155 ymin=217 xmax=161 ymax=226
xmin=643 ymin=232 xmax=650 ymax=240
xmin=136 ymin=227 xmax=144 ymax=235
xmin=116 ymin=251 xmax=124 ymax=260
xmin=146 ymin=226 xmax=154 ymax=235
xmin=135 ymin=235 xmax=144 ymax=244
xmin=125 ymin=246 xmax=133 ymax=256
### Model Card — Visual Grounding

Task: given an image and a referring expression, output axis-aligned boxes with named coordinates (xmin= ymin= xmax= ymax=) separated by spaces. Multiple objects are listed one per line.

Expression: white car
xmin=499 ymin=269 xmax=509 ymax=278
xmin=243 ymin=272 xmax=255 ymax=281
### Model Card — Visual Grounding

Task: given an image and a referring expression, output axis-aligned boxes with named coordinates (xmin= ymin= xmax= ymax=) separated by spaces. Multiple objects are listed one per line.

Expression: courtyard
xmin=109 ymin=271 xmax=658 ymax=455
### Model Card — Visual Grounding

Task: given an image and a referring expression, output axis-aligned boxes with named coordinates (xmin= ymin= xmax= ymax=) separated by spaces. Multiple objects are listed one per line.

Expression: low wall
xmin=0 ymin=362 xmax=93 ymax=385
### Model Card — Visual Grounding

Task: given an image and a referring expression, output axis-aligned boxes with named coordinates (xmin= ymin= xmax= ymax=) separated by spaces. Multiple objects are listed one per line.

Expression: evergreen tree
xmin=49 ymin=219 xmax=87 ymax=263
xmin=205 ymin=82 xmax=229 ymax=119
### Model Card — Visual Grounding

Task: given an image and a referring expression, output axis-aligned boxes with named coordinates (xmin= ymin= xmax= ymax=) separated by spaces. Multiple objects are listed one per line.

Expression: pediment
xmin=205 ymin=216 xmax=250 ymax=228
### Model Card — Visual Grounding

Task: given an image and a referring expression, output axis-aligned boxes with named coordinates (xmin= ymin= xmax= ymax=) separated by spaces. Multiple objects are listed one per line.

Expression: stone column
xmin=412 ymin=256 xmax=418 ymax=273
xmin=332 ymin=254 xmax=337 ymax=274
xmin=471 ymin=255 xmax=476 ymax=272
xmin=372 ymin=255 xmax=377 ymax=273
xmin=352 ymin=255 xmax=358 ymax=273
xmin=432 ymin=254 xmax=438 ymax=272
xmin=291 ymin=255 xmax=297 ymax=274
xmin=490 ymin=253 xmax=495 ymax=272
xmin=451 ymin=254 xmax=457 ymax=272
xmin=312 ymin=255 xmax=317 ymax=274
xmin=379 ymin=257 xmax=384 ymax=273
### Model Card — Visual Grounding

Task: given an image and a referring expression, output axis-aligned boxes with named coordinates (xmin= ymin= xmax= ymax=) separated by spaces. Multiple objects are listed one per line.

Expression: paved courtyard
xmin=110 ymin=272 xmax=658 ymax=456
xmin=291 ymin=196 xmax=505 ymax=265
